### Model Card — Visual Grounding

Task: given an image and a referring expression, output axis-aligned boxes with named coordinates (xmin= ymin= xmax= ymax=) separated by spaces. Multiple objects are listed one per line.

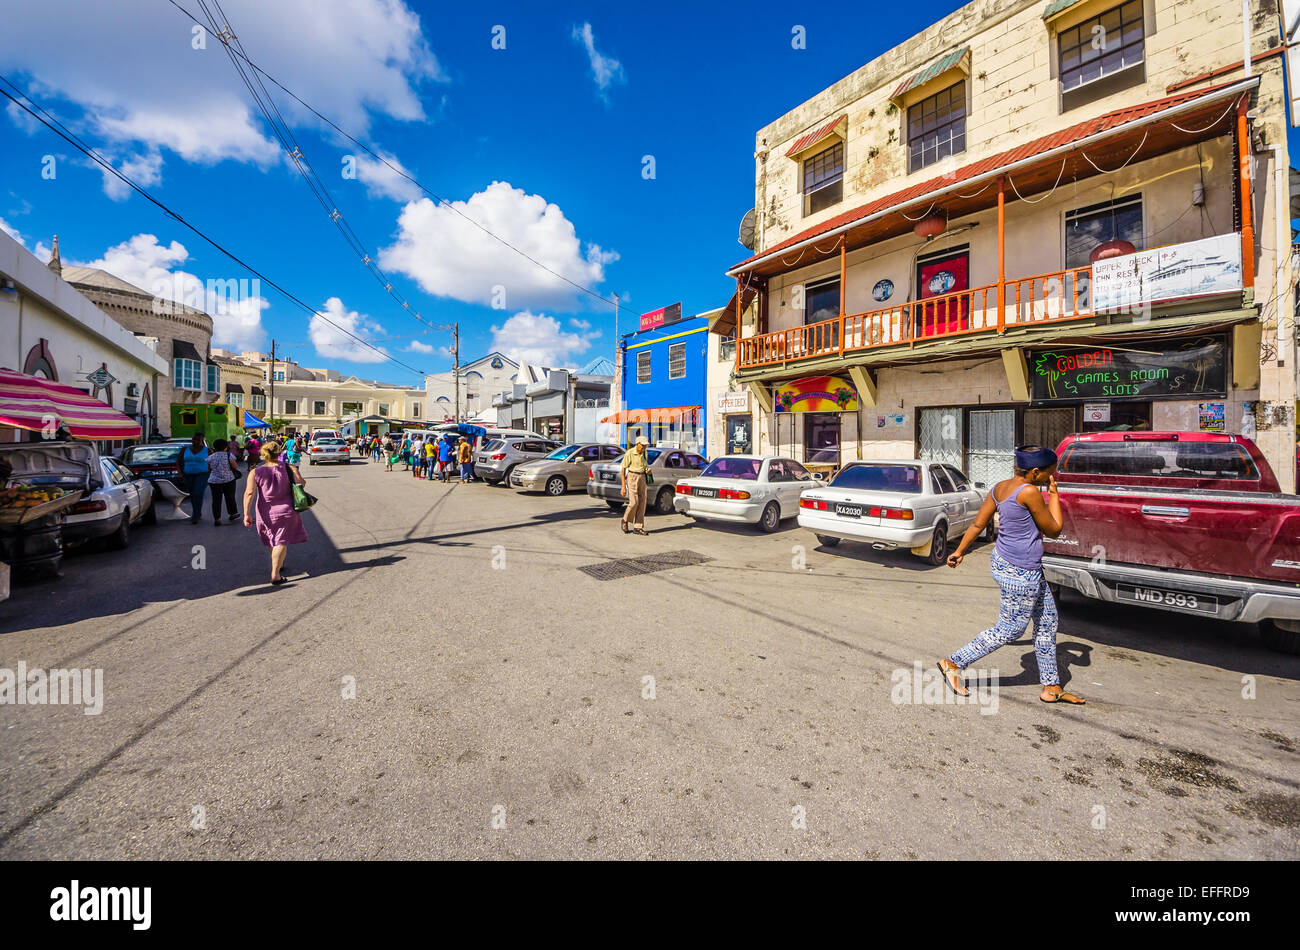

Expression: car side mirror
xmin=813 ymin=472 xmax=825 ymax=481
xmin=974 ymin=481 xmax=987 ymax=490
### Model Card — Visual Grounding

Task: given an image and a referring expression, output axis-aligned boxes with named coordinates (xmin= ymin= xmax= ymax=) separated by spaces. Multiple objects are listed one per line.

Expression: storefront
xmin=771 ymin=375 xmax=860 ymax=477
xmin=717 ymin=390 xmax=753 ymax=455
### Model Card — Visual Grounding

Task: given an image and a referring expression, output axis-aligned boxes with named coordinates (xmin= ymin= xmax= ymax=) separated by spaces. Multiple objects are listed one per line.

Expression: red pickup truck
xmin=1041 ymin=432 xmax=1300 ymax=654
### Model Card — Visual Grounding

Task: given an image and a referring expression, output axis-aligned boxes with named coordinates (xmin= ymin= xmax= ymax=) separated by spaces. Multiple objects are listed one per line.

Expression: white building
xmin=423 ymin=352 xmax=520 ymax=422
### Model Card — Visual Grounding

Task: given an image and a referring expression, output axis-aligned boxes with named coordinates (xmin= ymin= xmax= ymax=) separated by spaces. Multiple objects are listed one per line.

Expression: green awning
xmin=890 ymin=46 xmax=969 ymax=100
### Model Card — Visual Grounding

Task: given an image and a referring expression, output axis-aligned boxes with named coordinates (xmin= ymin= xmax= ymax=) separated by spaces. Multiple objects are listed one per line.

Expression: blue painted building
xmin=614 ymin=314 xmax=709 ymax=453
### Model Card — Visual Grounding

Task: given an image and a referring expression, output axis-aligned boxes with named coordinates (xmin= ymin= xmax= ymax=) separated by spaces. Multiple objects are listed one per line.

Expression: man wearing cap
xmin=619 ymin=436 xmax=651 ymax=535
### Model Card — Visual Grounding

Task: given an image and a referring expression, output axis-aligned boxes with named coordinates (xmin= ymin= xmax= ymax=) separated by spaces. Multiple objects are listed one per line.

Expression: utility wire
xmin=165 ymin=0 xmax=623 ymax=312
xmin=0 ymin=74 xmax=425 ymax=378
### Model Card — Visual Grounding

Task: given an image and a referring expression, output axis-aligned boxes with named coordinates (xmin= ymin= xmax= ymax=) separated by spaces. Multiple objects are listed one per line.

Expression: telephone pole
xmin=269 ymin=338 xmax=276 ymax=430
xmin=452 ymin=323 xmax=460 ymax=423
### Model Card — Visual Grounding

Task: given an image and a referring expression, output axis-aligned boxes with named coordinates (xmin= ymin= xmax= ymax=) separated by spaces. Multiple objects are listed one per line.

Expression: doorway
xmin=726 ymin=414 xmax=753 ymax=454
xmin=915 ymin=247 xmax=969 ymax=338
xmin=804 ymin=413 xmax=841 ymax=465
xmin=967 ymin=408 xmax=1016 ymax=488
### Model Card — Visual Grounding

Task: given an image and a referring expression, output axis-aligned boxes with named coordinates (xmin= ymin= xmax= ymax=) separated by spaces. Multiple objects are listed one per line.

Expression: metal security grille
xmin=919 ymin=408 xmax=963 ymax=467
xmin=1023 ymin=407 xmax=1076 ymax=454
xmin=967 ymin=409 xmax=1016 ymax=488
xmin=578 ymin=549 xmax=713 ymax=581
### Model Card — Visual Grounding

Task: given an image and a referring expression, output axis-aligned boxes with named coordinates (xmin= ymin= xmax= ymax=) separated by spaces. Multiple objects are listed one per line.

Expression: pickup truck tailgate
xmin=1047 ymin=485 xmax=1300 ymax=584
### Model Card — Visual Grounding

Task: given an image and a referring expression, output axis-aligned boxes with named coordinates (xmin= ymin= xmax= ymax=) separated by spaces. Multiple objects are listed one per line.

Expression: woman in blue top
xmin=938 ymin=445 xmax=1084 ymax=705
xmin=176 ymin=432 xmax=211 ymax=525
xmin=283 ymin=436 xmax=300 ymax=466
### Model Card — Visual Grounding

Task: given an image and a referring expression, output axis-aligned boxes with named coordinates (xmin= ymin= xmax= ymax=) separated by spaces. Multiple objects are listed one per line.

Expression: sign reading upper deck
xmin=1091 ymin=234 xmax=1242 ymax=312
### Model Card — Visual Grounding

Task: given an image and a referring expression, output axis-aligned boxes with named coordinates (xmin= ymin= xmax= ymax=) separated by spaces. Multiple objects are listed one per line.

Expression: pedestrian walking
xmin=242 ymin=440 xmax=309 ymax=586
xmin=245 ymin=434 xmax=261 ymax=468
xmin=400 ymin=436 xmax=411 ymax=471
xmin=384 ymin=437 xmax=396 ymax=471
xmin=619 ymin=436 xmax=650 ymax=535
xmin=410 ymin=437 xmax=424 ymax=478
xmin=438 ymin=435 xmax=454 ymax=482
xmin=206 ymin=438 xmax=241 ymax=525
xmin=937 ymin=444 xmax=1084 ymax=705
xmin=177 ymin=432 xmax=211 ymax=525
xmin=422 ymin=438 xmax=436 ymax=479
xmin=284 ymin=435 xmax=301 ymax=466
xmin=457 ymin=438 xmax=473 ymax=483
xmin=371 ymin=438 xmax=382 ymax=461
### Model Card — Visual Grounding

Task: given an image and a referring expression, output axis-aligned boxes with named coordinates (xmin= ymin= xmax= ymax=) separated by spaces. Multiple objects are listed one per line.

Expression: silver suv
xmin=477 ymin=437 xmax=561 ymax=485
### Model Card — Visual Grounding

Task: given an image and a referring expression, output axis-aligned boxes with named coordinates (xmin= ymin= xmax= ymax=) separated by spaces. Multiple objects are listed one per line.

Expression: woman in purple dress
xmin=241 ymin=440 xmax=308 ymax=586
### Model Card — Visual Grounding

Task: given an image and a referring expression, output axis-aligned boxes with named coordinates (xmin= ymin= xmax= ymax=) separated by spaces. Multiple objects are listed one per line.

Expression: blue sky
xmin=0 ymin=1 xmax=1289 ymax=387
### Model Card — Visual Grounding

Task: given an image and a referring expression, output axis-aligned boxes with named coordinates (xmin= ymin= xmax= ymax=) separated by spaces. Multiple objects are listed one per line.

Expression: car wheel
xmin=606 ymin=500 xmax=625 ymax=511
xmin=545 ymin=476 xmax=567 ymax=496
xmin=758 ymin=501 xmax=781 ymax=533
xmin=143 ymin=502 xmax=157 ymax=526
xmin=500 ymin=466 xmax=515 ymax=486
xmin=815 ymin=534 xmax=840 ymax=547
xmin=925 ymin=522 xmax=948 ymax=566
xmin=106 ymin=512 xmax=130 ymax=550
xmin=653 ymin=487 xmax=675 ymax=515
xmin=1261 ymin=619 xmax=1300 ymax=655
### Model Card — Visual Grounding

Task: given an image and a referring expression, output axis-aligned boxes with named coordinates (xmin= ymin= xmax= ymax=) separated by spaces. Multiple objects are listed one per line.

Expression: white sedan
xmin=306 ymin=438 xmax=351 ymax=464
xmin=674 ymin=455 xmax=818 ymax=532
xmin=797 ymin=459 xmax=988 ymax=565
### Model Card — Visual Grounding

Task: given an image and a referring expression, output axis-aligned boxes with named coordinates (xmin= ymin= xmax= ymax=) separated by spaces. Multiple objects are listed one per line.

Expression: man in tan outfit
xmin=619 ymin=436 xmax=650 ymax=535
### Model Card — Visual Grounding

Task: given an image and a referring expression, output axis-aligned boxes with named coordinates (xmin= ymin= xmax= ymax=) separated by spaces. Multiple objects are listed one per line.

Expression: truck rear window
xmin=1058 ymin=441 xmax=1258 ymax=479
xmin=830 ymin=464 xmax=923 ymax=493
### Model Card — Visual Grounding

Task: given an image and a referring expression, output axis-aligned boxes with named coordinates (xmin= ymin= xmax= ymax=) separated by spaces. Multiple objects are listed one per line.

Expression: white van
xmin=311 ymin=428 xmax=341 ymax=441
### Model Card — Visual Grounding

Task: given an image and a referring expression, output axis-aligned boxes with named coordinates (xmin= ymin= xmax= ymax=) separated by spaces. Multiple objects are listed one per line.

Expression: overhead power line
xmin=0 ymin=74 xmax=425 ymax=378
xmin=164 ymin=0 xmax=622 ymax=312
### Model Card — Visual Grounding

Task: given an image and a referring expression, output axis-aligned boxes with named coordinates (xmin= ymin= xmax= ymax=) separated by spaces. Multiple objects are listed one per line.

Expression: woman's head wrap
xmin=1014 ymin=444 xmax=1058 ymax=471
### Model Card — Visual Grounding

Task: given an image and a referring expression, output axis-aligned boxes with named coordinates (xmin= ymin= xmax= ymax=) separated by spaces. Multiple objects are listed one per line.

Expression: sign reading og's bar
xmin=639 ymin=302 xmax=682 ymax=332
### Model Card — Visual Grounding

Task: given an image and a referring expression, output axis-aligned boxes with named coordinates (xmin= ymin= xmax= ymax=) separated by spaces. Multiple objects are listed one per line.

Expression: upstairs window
xmin=226 ymin=392 xmax=243 ymax=407
xmin=1058 ymin=1 xmax=1144 ymax=107
xmin=284 ymin=399 xmax=298 ymax=415
xmin=668 ymin=342 xmax=686 ymax=379
xmin=206 ymin=364 xmax=219 ymax=393
xmin=174 ymin=358 xmax=202 ymax=391
xmin=802 ymin=142 xmax=843 ymax=216
xmin=908 ymin=82 xmax=966 ymax=173
xmin=1065 ymin=195 xmax=1142 ymax=269
xmin=637 ymin=350 xmax=651 ymax=384
xmin=313 ymin=400 xmax=326 ymax=415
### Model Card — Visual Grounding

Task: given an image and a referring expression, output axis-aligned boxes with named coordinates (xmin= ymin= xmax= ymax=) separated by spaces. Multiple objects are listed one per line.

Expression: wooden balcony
xmin=738 ymin=266 xmax=1105 ymax=370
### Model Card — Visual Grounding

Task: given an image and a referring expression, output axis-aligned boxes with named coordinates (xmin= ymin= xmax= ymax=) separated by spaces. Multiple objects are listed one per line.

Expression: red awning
xmin=601 ymin=406 xmax=700 ymax=424
xmin=785 ymin=114 xmax=847 ymax=158
xmin=0 ymin=369 xmax=142 ymax=440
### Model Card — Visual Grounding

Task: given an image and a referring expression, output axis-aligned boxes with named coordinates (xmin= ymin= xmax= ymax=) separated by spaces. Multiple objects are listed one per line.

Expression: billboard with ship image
xmin=1092 ymin=233 xmax=1242 ymax=312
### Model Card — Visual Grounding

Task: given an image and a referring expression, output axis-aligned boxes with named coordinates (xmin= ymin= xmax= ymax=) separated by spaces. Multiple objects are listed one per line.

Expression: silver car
xmin=306 ymin=437 xmax=350 ymax=465
xmin=796 ymin=459 xmax=990 ymax=565
xmin=674 ymin=455 xmax=818 ymax=532
xmin=0 ymin=441 xmax=156 ymax=550
xmin=478 ymin=437 xmax=561 ymax=485
xmin=587 ymin=448 xmax=708 ymax=515
xmin=511 ymin=443 xmax=624 ymax=495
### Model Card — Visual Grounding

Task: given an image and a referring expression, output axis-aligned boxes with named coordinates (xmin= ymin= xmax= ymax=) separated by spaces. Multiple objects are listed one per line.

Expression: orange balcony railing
xmin=738 ymin=265 xmax=1099 ymax=370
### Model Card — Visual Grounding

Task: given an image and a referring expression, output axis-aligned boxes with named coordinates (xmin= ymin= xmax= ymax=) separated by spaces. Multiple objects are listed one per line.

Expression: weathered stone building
xmin=719 ymin=0 xmax=1296 ymax=488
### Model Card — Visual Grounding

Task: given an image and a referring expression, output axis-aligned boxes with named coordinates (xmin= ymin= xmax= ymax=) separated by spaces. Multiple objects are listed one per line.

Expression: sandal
xmin=1040 ymin=686 xmax=1085 ymax=704
xmin=633 ymin=528 xmax=647 ymax=535
xmin=937 ymin=660 xmax=970 ymax=698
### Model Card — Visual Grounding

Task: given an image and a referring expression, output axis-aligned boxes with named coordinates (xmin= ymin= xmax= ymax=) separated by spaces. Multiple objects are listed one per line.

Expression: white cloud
xmin=352 ymin=151 xmax=423 ymax=203
xmin=0 ymin=0 xmax=442 ymax=172
xmin=379 ymin=180 xmax=616 ymax=309
xmin=569 ymin=318 xmax=592 ymax=330
xmin=0 ymin=216 xmax=24 ymax=245
xmin=571 ymin=23 xmax=625 ymax=101
xmin=99 ymin=150 xmax=163 ymax=202
xmin=490 ymin=311 xmax=597 ymax=366
xmin=406 ymin=339 xmax=434 ymax=354
xmin=76 ymin=234 xmax=269 ymax=352
xmin=309 ymin=297 xmax=388 ymax=363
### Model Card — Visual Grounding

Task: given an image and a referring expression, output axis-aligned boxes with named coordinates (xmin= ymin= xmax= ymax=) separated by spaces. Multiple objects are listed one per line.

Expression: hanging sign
xmin=717 ymin=391 xmax=749 ymax=412
xmin=1030 ymin=337 xmax=1227 ymax=402
xmin=773 ymin=375 xmax=859 ymax=413
xmin=85 ymin=367 xmax=118 ymax=388
xmin=639 ymin=302 xmax=683 ymax=332
xmin=1092 ymin=234 xmax=1242 ymax=311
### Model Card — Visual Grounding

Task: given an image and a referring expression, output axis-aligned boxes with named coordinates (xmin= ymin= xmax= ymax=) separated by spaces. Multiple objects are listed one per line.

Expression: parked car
xmin=119 ymin=442 xmax=185 ymax=486
xmin=674 ymin=455 xmax=817 ymax=532
xmin=797 ymin=459 xmax=989 ymax=565
xmin=310 ymin=428 xmax=341 ymax=441
xmin=1041 ymin=431 xmax=1300 ymax=654
xmin=587 ymin=448 xmax=708 ymax=514
xmin=306 ymin=437 xmax=350 ymax=465
xmin=511 ymin=443 xmax=624 ymax=495
xmin=0 ymin=441 xmax=155 ymax=549
xmin=477 ymin=437 xmax=561 ymax=485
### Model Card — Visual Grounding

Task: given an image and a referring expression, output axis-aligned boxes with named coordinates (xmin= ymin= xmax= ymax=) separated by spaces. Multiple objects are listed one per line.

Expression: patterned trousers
xmin=949 ymin=550 xmax=1060 ymax=686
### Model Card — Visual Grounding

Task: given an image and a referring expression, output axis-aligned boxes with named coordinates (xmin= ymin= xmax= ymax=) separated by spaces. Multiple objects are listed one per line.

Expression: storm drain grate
xmin=578 ymin=549 xmax=714 ymax=581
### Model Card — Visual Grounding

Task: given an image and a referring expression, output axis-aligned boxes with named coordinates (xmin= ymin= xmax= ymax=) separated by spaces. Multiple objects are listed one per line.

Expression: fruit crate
xmin=0 ymin=490 xmax=85 ymax=527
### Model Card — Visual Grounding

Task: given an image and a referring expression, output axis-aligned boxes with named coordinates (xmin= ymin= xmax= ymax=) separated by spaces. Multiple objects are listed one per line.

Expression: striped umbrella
xmin=0 ymin=368 xmax=142 ymax=440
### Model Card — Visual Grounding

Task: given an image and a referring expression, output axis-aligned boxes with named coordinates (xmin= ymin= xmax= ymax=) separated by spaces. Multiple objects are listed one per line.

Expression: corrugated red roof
xmin=785 ymin=114 xmax=847 ymax=157
xmin=734 ymin=78 xmax=1247 ymax=273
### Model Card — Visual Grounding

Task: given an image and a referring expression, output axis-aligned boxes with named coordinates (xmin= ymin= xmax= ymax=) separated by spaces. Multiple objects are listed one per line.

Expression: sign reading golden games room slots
xmin=1030 ymin=337 xmax=1227 ymax=402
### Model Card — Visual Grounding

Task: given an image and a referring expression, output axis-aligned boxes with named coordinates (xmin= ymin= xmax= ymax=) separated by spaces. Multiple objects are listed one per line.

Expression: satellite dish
xmin=738 ymin=208 xmax=757 ymax=250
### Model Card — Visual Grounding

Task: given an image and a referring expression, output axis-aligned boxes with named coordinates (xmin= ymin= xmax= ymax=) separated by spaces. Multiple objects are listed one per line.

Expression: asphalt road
xmin=1 ymin=457 xmax=1297 ymax=859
